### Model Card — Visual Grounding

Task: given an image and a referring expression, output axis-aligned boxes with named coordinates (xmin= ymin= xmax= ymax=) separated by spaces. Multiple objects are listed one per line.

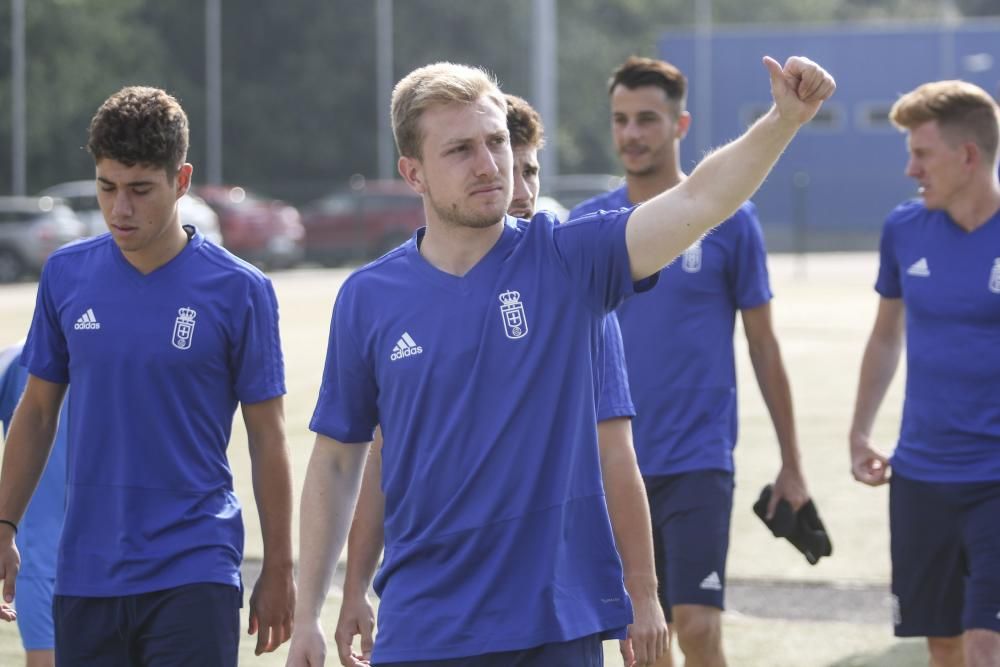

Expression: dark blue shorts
xmin=644 ymin=470 xmax=734 ymax=622
xmin=890 ymin=473 xmax=1000 ymax=637
xmin=54 ymin=583 xmax=241 ymax=666
xmin=374 ymin=632 xmax=603 ymax=666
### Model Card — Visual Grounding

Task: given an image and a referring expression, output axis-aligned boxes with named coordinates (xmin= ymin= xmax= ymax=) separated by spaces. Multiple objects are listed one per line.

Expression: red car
xmin=195 ymin=185 xmax=304 ymax=269
xmin=301 ymin=180 xmax=424 ymax=266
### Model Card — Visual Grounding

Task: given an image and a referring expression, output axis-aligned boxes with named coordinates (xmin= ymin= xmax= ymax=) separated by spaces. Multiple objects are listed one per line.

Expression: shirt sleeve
xmin=230 ymin=276 xmax=286 ymax=404
xmin=22 ymin=261 xmax=70 ymax=385
xmin=729 ymin=203 xmax=773 ymax=310
xmin=552 ymin=208 xmax=657 ymax=314
xmin=875 ymin=216 xmax=902 ymax=298
xmin=596 ymin=313 xmax=635 ymax=421
xmin=309 ymin=281 xmax=379 ymax=443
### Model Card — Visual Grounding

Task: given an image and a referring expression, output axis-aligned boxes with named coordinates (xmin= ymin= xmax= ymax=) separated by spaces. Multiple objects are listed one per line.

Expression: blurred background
xmin=2 ymin=0 xmax=999 ymax=281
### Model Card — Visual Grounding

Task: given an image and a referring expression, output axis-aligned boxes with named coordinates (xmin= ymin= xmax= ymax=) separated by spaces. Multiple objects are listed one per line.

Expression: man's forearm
xmin=343 ymin=438 xmax=386 ymax=600
xmin=296 ymin=436 xmax=369 ymax=620
xmin=598 ymin=419 xmax=657 ymax=595
xmin=0 ymin=382 xmax=64 ymax=523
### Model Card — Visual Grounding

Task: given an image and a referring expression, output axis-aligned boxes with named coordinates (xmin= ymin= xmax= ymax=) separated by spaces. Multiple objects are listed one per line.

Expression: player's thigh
xmin=53 ymin=594 xmax=131 ymax=666
xmin=652 ymin=470 xmax=733 ymax=614
xmin=134 ymin=583 xmax=241 ymax=667
xmin=889 ymin=474 xmax=964 ymax=637
xmin=16 ymin=576 xmax=55 ymax=651
xmin=960 ymin=480 xmax=1000 ymax=633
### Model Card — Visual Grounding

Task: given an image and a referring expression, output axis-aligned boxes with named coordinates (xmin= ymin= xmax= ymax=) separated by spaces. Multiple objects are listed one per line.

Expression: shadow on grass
xmin=826 ymin=639 xmax=926 ymax=667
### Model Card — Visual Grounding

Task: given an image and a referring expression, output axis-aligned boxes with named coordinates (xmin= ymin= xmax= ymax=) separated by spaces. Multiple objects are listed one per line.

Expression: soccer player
xmin=0 ymin=341 xmax=65 ymax=667
xmin=849 ymin=80 xmax=1000 ymax=667
xmin=569 ymin=56 xmax=812 ymax=667
xmin=0 ymin=86 xmax=295 ymax=664
xmin=321 ymin=93 xmax=655 ymax=667
xmin=291 ymin=57 xmax=833 ymax=667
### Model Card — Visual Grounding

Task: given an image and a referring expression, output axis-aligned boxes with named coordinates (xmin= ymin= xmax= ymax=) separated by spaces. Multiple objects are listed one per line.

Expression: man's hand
xmin=284 ymin=617 xmax=328 ymax=667
xmin=248 ymin=561 xmax=295 ymax=655
xmin=334 ymin=591 xmax=376 ymax=666
xmin=619 ymin=588 xmax=670 ymax=666
xmin=851 ymin=436 xmax=891 ymax=486
xmin=763 ymin=56 xmax=836 ymax=126
xmin=0 ymin=533 xmax=19 ymax=622
xmin=768 ymin=464 xmax=810 ymax=519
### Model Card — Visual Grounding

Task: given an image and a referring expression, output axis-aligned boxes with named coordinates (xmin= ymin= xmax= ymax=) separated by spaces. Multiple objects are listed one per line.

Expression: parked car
xmin=301 ymin=179 xmax=424 ymax=266
xmin=195 ymin=185 xmax=304 ymax=269
xmin=40 ymin=180 xmax=224 ymax=246
xmin=0 ymin=196 xmax=86 ymax=282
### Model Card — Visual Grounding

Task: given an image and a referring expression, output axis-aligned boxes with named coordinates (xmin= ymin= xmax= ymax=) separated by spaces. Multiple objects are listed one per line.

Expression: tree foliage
xmin=0 ymin=0 xmax=996 ymax=200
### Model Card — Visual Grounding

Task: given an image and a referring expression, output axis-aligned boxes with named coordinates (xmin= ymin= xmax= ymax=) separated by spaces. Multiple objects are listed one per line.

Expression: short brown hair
xmin=505 ymin=94 xmax=545 ymax=151
xmin=608 ymin=56 xmax=687 ymax=113
xmin=391 ymin=62 xmax=506 ymax=160
xmin=890 ymin=80 xmax=999 ymax=161
xmin=87 ymin=86 xmax=189 ymax=175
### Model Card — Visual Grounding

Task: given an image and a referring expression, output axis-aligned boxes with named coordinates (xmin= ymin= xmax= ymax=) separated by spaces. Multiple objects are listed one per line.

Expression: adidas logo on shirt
xmin=906 ymin=257 xmax=930 ymax=278
xmin=390 ymin=332 xmax=423 ymax=361
xmin=699 ymin=571 xmax=723 ymax=591
xmin=73 ymin=308 xmax=101 ymax=331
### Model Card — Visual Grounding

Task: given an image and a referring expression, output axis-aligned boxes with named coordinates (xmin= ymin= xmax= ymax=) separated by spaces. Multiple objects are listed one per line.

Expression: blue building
xmin=659 ymin=19 xmax=1000 ymax=250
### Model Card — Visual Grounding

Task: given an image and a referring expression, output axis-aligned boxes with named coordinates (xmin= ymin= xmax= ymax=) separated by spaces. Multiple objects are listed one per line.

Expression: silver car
xmin=0 ymin=196 xmax=86 ymax=282
xmin=40 ymin=180 xmax=223 ymax=246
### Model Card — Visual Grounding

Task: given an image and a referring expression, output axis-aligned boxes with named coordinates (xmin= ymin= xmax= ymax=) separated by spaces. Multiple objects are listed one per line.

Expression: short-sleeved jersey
xmin=311 ymin=212 xmax=653 ymax=662
xmin=597 ymin=312 xmax=634 ymax=421
xmin=22 ymin=229 xmax=285 ymax=596
xmin=571 ymin=188 xmax=772 ymax=475
xmin=875 ymin=200 xmax=1000 ymax=482
xmin=0 ymin=345 xmax=67 ymax=579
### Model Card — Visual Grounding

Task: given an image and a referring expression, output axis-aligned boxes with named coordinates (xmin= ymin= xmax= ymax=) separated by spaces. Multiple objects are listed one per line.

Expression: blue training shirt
xmin=22 ymin=228 xmax=285 ymax=596
xmin=876 ymin=200 xmax=1000 ymax=482
xmin=571 ymin=187 xmax=771 ymax=475
xmin=0 ymin=345 xmax=67 ymax=580
xmin=311 ymin=211 xmax=654 ymax=662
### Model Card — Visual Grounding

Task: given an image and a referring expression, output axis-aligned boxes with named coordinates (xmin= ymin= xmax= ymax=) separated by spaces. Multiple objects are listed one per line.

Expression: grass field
xmin=0 ymin=252 xmax=926 ymax=666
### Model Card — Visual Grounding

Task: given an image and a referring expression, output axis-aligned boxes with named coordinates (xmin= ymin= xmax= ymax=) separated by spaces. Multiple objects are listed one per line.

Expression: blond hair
xmin=890 ymin=80 xmax=999 ymax=161
xmin=391 ymin=62 xmax=505 ymax=159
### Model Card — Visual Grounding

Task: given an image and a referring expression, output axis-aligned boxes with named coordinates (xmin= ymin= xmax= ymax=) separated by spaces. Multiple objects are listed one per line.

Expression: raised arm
xmin=626 ymin=56 xmax=836 ymax=280
xmin=285 ymin=434 xmax=370 ymax=667
xmin=243 ymin=396 xmax=296 ymax=655
xmin=0 ymin=375 xmax=65 ymax=619
xmin=849 ymin=298 xmax=905 ymax=486
xmin=335 ymin=429 xmax=386 ymax=666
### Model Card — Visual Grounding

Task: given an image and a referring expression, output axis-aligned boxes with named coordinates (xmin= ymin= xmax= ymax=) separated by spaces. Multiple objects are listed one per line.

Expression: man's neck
xmin=419 ymin=218 xmax=505 ymax=277
xmin=123 ymin=223 xmax=190 ymax=275
xmin=624 ymin=167 xmax=684 ymax=205
xmin=945 ymin=178 xmax=1000 ymax=232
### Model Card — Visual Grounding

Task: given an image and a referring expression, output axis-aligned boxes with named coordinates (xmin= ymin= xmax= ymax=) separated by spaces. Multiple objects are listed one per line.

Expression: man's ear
xmin=676 ymin=111 xmax=692 ymax=140
xmin=398 ymin=156 xmax=426 ymax=195
xmin=175 ymin=163 xmax=194 ymax=198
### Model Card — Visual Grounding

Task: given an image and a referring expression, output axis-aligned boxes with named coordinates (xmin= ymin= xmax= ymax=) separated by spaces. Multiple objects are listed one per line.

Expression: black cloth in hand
xmin=753 ymin=484 xmax=833 ymax=565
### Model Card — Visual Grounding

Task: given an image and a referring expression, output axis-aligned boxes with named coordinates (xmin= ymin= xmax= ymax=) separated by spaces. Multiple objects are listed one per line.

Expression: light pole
xmin=206 ymin=0 xmax=222 ymax=185
xmin=12 ymin=0 xmax=26 ymax=195
xmin=532 ymin=0 xmax=557 ymax=181
xmin=376 ymin=0 xmax=394 ymax=181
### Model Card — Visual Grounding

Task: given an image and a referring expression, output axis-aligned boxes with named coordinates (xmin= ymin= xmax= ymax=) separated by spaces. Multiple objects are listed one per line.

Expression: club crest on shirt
xmin=682 ymin=238 xmax=702 ymax=273
xmin=172 ymin=307 xmax=197 ymax=350
xmin=989 ymin=258 xmax=1000 ymax=294
xmin=498 ymin=290 xmax=528 ymax=340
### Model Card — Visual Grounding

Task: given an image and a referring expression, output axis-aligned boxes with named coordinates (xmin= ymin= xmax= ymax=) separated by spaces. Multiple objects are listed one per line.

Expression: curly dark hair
xmin=87 ymin=86 xmax=189 ymax=174
xmin=505 ymin=94 xmax=545 ymax=150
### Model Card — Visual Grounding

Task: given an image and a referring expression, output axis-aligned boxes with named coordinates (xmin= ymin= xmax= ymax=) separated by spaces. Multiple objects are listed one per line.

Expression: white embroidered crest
xmin=498 ymin=290 xmax=528 ymax=340
xmin=172 ymin=307 xmax=197 ymax=350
